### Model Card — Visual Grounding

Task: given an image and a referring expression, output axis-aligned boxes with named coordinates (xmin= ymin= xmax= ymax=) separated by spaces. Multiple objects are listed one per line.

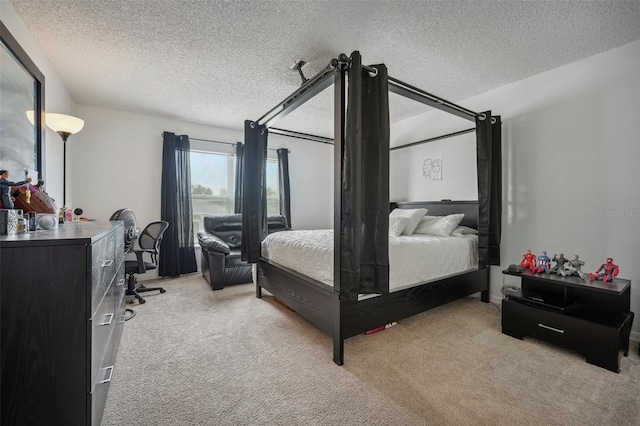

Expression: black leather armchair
xmin=197 ymin=214 xmax=289 ymax=290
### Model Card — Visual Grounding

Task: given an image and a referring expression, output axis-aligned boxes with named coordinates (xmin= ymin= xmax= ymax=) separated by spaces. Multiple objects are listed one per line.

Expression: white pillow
xmin=389 ymin=214 xmax=411 ymax=237
xmin=414 ymin=214 xmax=465 ymax=236
xmin=388 ymin=208 xmax=427 ymax=236
xmin=450 ymin=225 xmax=478 ymax=237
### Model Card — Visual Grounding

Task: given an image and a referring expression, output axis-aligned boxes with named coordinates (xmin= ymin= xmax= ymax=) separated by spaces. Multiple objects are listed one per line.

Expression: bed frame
xmin=244 ymin=51 xmax=501 ymax=365
xmin=257 ymin=200 xmax=489 ymax=365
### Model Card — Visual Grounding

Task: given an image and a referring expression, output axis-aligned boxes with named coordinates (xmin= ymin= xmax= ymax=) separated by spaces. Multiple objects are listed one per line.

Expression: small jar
xmin=17 ymin=216 xmax=27 ymax=234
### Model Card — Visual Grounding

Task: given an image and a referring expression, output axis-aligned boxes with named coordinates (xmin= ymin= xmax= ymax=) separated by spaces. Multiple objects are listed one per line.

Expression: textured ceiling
xmin=9 ymin=0 xmax=640 ymax=139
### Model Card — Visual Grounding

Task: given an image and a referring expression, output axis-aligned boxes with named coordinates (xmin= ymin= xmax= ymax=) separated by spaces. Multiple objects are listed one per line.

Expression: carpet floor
xmin=102 ymin=274 xmax=640 ymax=426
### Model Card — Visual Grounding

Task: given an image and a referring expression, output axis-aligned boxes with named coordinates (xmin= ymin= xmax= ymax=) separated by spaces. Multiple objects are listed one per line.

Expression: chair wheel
xmin=139 ymin=299 xmax=146 ymax=304
xmin=160 ymin=289 xmax=166 ymax=293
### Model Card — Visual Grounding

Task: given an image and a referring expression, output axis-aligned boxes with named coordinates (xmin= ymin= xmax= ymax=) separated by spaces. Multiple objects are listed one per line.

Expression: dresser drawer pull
xmin=100 ymin=313 xmax=114 ymax=326
xmin=98 ymin=366 xmax=114 ymax=384
xmin=538 ymin=323 xmax=564 ymax=334
xmin=102 ymin=259 xmax=114 ymax=267
xmin=117 ymin=278 xmax=125 ymax=286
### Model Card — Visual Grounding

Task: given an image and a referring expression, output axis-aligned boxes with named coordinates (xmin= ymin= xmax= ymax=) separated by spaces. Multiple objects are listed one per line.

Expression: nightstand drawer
xmin=503 ymin=299 xmax=583 ymax=348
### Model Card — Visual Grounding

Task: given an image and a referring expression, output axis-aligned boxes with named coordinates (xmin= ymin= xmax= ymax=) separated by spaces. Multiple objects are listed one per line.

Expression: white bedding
xmin=261 ymin=229 xmax=478 ymax=292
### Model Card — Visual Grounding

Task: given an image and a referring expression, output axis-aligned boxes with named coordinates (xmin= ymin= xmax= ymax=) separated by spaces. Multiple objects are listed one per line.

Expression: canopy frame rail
xmin=256 ymin=58 xmax=341 ymax=128
xmin=388 ymin=76 xmax=481 ymax=122
xmin=253 ymin=53 xmax=484 ymax=146
xmin=390 ymin=128 xmax=476 ymax=151
xmin=269 ymin=128 xmax=333 ymax=145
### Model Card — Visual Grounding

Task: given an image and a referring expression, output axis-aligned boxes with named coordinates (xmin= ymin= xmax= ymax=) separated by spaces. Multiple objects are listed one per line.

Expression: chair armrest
xmin=197 ymin=232 xmax=231 ymax=254
xmin=131 ymin=249 xmax=147 ymax=273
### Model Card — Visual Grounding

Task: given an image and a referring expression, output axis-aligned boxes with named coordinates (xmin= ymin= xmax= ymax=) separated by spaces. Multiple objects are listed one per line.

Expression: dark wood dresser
xmin=1 ymin=221 xmax=126 ymax=425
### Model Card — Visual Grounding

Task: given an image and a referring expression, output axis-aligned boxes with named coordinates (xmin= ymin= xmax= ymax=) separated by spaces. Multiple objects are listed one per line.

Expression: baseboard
xmin=631 ymin=330 xmax=640 ymax=343
xmin=489 ymin=294 xmax=502 ymax=305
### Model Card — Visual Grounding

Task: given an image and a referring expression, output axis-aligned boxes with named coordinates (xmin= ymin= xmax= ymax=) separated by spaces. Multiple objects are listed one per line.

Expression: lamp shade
xmin=45 ymin=113 xmax=85 ymax=135
xmin=26 ymin=110 xmax=36 ymax=125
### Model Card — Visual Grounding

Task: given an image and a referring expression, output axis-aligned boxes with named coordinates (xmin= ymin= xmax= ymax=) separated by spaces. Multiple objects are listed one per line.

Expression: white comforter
xmin=261 ymin=229 xmax=478 ymax=292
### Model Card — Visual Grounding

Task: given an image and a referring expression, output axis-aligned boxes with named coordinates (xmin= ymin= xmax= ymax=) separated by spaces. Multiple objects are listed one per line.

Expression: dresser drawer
xmin=89 ymin=320 xmax=122 ymax=426
xmin=90 ymin=290 xmax=125 ymax=426
xmin=90 ymin=265 xmax=125 ymax=391
xmin=91 ymin=231 xmax=117 ymax=313
xmin=115 ymin=224 xmax=125 ymax=268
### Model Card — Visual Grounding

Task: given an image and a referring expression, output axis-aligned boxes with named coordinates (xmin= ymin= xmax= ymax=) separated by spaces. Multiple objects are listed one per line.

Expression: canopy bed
xmin=242 ymin=52 xmax=501 ymax=365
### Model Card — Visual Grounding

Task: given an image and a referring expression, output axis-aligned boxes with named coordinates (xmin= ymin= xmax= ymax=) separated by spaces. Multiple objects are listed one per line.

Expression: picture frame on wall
xmin=0 ymin=20 xmax=45 ymax=180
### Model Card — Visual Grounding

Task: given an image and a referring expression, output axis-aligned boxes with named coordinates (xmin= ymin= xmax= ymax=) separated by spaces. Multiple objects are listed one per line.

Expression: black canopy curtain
xmin=340 ymin=53 xmax=390 ymax=297
xmin=159 ymin=132 xmax=198 ymax=277
xmin=475 ymin=114 xmax=502 ymax=267
xmin=241 ymin=121 xmax=268 ymax=263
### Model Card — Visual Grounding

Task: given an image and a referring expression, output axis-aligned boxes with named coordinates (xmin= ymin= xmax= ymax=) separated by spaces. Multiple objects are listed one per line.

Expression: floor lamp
xmin=44 ymin=113 xmax=84 ymax=207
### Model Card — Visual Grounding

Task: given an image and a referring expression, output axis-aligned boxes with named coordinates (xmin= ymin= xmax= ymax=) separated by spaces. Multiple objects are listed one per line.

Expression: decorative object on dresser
xmin=0 ymin=221 xmax=126 ymax=425
xmin=502 ymin=269 xmax=634 ymax=373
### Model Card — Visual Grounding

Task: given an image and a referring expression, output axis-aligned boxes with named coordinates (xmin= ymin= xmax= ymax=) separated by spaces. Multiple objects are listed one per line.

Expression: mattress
xmin=261 ymin=229 xmax=478 ymax=292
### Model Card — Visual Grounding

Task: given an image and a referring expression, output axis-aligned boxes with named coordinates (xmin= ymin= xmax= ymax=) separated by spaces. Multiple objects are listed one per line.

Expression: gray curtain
xmin=277 ymin=148 xmax=291 ymax=228
xmin=159 ymin=131 xmax=197 ymax=277
xmin=340 ymin=51 xmax=390 ymax=297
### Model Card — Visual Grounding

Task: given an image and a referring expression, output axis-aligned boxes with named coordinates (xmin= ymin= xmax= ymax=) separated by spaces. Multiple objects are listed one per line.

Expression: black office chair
xmin=125 ymin=220 xmax=170 ymax=304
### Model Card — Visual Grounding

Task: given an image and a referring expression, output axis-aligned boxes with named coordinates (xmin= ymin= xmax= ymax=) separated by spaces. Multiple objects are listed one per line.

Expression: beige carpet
xmin=102 ymin=274 xmax=640 ymax=426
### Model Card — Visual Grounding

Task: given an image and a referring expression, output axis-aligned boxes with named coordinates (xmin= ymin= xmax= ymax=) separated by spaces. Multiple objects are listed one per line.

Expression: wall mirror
xmin=0 ymin=20 xmax=45 ymax=180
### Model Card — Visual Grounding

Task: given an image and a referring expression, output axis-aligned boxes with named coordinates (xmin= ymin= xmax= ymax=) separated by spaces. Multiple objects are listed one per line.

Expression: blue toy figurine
xmin=534 ymin=251 xmax=551 ymax=273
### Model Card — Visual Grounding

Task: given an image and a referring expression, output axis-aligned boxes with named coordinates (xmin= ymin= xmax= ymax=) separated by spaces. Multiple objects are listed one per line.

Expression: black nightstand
xmin=501 ymin=269 xmax=634 ymax=373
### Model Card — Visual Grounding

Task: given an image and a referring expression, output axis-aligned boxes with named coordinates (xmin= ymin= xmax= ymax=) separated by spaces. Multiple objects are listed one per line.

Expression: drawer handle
xmin=100 ymin=313 xmax=114 ymax=326
xmin=538 ymin=323 xmax=564 ymax=334
xmin=102 ymin=259 xmax=114 ymax=267
xmin=98 ymin=366 xmax=114 ymax=384
xmin=117 ymin=278 xmax=125 ymax=287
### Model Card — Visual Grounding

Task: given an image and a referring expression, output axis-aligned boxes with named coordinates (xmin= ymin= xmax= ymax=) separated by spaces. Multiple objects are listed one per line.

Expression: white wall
xmin=389 ymin=132 xmax=478 ymax=202
xmin=72 ymin=105 xmax=334 ymax=231
xmin=1 ymin=2 xmax=77 ymax=204
xmin=392 ymin=40 xmax=640 ymax=339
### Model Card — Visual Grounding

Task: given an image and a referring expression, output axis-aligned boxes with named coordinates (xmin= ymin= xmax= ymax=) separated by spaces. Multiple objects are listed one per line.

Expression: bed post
xmin=332 ymin=55 xmax=348 ymax=366
xmin=480 ymin=266 xmax=490 ymax=303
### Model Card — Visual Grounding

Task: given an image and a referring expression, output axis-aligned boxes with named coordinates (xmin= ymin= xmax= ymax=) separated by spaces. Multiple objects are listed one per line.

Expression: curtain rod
xmin=387 ymin=77 xmax=480 ymax=122
xmin=390 ymin=128 xmax=476 ymax=151
xmin=161 ymin=133 xmax=284 ymax=152
xmin=270 ymin=127 xmax=334 ymax=145
xmin=190 ymin=137 xmax=284 ymax=153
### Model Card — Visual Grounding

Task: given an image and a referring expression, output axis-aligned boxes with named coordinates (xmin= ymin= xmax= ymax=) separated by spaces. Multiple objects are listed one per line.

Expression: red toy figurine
xmin=589 ymin=258 xmax=619 ymax=282
xmin=520 ymin=250 xmax=537 ymax=272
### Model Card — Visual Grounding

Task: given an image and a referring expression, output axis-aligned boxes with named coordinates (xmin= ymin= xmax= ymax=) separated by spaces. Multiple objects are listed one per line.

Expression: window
xmin=265 ymin=159 xmax=279 ymax=216
xmin=190 ymin=149 xmax=279 ymax=237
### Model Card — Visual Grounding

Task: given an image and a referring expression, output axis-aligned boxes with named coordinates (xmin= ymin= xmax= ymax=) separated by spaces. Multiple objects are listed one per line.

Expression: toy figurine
xmin=520 ymin=249 xmax=537 ymax=272
xmin=559 ymin=255 xmax=587 ymax=279
xmin=534 ymin=251 xmax=551 ymax=273
xmin=589 ymin=258 xmax=619 ymax=282
xmin=550 ymin=253 xmax=568 ymax=274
